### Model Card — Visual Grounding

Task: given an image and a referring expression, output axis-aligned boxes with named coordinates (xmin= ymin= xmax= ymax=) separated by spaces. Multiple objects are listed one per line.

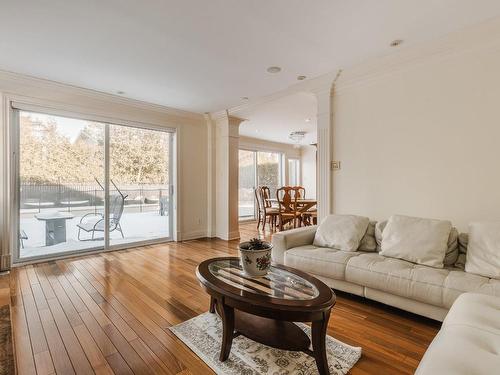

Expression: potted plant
xmin=239 ymin=238 xmax=273 ymax=277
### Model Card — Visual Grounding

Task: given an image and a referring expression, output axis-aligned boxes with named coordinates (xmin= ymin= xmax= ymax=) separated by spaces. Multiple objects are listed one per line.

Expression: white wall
xmin=332 ymin=19 xmax=500 ymax=231
xmin=301 ymin=145 xmax=317 ymax=199
xmin=0 ymin=72 xmax=208 ymax=268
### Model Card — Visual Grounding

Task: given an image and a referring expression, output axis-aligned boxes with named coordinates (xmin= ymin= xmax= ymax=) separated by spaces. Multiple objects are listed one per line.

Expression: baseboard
xmin=178 ymin=230 xmax=208 ymax=241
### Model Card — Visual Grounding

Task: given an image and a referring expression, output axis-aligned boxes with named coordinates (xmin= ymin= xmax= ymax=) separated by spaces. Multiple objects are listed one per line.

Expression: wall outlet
xmin=331 ymin=160 xmax=341 ymax=170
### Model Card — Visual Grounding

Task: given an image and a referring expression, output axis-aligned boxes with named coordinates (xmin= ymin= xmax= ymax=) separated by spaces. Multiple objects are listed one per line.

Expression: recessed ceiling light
xmin=305 ymin=118 xmax=311 ymax=123
xmin=267 ymin=66 xmax=282 ymax=74
xmin=390 ymin=39 xmax=403 ymax=47
xmin=297 ymin=75 xmax=306 ymax=81
xmin=116 ymin=90 xmax=125 ymax=95
xmin=241 ymin=96 xmax=249 ymax=100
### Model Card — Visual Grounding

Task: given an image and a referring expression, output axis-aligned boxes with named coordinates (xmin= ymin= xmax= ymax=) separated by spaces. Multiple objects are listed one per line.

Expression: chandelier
xmin=289 ymin=131 xmax=306 ymax=148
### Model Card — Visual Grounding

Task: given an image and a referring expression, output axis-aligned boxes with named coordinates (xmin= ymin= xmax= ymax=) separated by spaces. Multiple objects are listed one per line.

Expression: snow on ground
xmin=20 ymin=210 xmax=169 ymax=259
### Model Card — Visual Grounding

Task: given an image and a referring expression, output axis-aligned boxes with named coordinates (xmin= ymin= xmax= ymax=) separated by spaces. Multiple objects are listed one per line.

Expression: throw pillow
xmin=465 ymin=222 xmax=500 ymax=279
xmin=454 ymin=233 xmax=469 ymax=270
xmin=375 ymin=220 xmax=387 ymax=251
xmin=358 ymin=221 xmax=377 ymax=252
xmin=443 ymin=227 xmax=459 ymax=266
xmin=313 ymin=214 xmax=370 ymax=252
xmin=380 ymin=215 xmax=452 ymax=268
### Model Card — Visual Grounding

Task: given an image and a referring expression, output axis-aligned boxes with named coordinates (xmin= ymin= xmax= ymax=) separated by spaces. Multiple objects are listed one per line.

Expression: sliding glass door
xmin=14 ymin=108 xmax=174 ymax=262
xmin=238 ymin=149 xmax=283 ymax=221
xmin=109 ymin=125 xmax=172 ymax=246
xmin=238 ymin=150 xmax=257 ymax=220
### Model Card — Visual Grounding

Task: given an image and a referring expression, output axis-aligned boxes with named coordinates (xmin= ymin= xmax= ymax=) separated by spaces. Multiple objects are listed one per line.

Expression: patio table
xmin=35 ymin=212 xmax=74 ymax=246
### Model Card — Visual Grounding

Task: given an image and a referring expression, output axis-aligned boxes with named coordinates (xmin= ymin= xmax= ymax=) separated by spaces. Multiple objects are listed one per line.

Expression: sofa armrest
xmin=271 ymin=225 xmax=318 ymax=265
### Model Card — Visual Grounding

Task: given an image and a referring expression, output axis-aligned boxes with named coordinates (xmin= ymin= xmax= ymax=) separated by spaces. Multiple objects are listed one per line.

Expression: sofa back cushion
xmin=454 ymin=233 xmax=468 ymax=269
xmin=376 ymin=219 xmax=458 ymax=265
xmin=465 ymin=222 xmax=500 ymax=279
xmin=444 ymin=227 xmax=459 ymax=266
xmin=358 ymin=221 xmax=377 ymax=252
xmin=380 ymin=215 xmax=452 ymax=268
xmin=375 ymin=220 xmax=387 ymax=251
xmin=313 ymin=214 xmax=370 ymax=251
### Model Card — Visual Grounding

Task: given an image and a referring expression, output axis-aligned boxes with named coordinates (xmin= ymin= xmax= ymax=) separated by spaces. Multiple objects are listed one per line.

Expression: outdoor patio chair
xmin=19 ymin=230 xmax=28 ymax=249
xmin=77 ymin=193 xmax=127 ymax=240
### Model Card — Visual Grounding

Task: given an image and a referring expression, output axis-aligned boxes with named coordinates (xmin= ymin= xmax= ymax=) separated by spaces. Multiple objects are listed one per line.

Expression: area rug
xmin=170 ymin=312 xmax=361 ymax=375
xmin=0 ymin=305 xmax=14 ymax=375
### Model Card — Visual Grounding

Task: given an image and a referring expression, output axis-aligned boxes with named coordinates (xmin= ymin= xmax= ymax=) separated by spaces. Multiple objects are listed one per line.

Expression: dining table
xmin=266 ymin=198 xmax=317 ymax=213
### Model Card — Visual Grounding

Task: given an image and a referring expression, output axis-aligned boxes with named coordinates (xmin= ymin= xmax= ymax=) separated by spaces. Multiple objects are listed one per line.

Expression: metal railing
xmin=20 ymin=182 xmax=169 ymax=215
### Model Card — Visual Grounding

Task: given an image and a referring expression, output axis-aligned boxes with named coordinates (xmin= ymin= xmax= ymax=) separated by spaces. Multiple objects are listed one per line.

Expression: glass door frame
xmin=10 ymin=103 xmax=176 ymax=264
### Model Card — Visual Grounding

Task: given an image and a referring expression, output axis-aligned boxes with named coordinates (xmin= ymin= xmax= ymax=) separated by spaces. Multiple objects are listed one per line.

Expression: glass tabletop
xmin=208 ymin=258 xmax=319 ymax=300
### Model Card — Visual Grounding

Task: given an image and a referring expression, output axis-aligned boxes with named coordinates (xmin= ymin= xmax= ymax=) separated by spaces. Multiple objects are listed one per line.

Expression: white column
xmin=213 ymin=113 xmax=243 ymax=240
xmin=312 ymin=83 xmax=334 ymax=222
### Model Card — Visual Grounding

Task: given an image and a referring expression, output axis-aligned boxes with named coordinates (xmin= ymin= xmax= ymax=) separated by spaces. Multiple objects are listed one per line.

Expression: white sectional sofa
xmin=271 ymin=222 xmax=500 ymax=321
xmin=416 ymin=292 xmax=500 ymax=374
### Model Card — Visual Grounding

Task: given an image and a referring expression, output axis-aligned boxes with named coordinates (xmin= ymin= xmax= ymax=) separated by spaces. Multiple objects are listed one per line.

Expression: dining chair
xmin=294 ymin=186 xmax=306 ymax=199
xmin=276 ymin=186 xmax=302 ymax=231
xmin=256 ymin=186 xmax=279 ymax=230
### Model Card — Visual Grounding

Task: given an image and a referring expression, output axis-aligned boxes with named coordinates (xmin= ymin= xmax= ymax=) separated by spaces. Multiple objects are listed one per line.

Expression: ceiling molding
xmin=0 ymin=70 xmax=205 ymax=124
xmin=335 ymin=15 xmax=500 ymax=93
xmin=225 ymin=71 xmax=338 ymax=118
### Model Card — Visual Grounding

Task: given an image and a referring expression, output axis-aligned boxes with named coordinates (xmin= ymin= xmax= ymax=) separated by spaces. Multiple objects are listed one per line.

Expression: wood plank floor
xmin=10 ymin=222 xmax=440 ymax=374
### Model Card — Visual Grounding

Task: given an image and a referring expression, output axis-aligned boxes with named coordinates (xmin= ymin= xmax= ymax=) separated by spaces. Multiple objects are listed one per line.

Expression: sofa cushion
xmin=345 ymin=253 xmax=449 ymax=307
xmin=466 ymin=222 xmax=500 ymax=279
xmin=443 ymin=270 xmax=500 ymax=308
xmin=443 ymin=293 xmax=500 ymax=335
xmin=358 ymin=221 xmax=377 ymax=252
xmin=380 ymin=215 xmax=452 ymax=268
xmin=284 ymin=245 xmax=363 ymax=280
xmin=377 ymin=220 xmax=459 ymax=264
xmin=344 ymin=253 xmax=500 ymax=309
xmin=313 ymin=214 xmax=370 ymax=251
xmin=416 ymin=293 xmax=500 ymax=375
xmin=415 ymin=325 xmax=500 ymax=375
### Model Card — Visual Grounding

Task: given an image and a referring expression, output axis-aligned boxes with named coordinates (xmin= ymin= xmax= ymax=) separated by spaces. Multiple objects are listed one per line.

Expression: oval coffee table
xmin=196 ymin=257 xmax=336 ymax=375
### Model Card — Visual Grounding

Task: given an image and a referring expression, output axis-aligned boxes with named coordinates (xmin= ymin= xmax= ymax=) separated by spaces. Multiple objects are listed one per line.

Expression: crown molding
xmin=0 ymin=70 xmax=205 ymax=124
xmin=335 ymin=15 xmax=500 ymax=93
xmin=223 ymin=71 xmax=338 ymax=118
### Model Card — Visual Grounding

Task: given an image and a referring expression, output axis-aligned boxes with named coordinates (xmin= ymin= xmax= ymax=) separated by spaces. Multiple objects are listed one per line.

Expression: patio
xmin=19 ymin=206 xmax=170 ymax=259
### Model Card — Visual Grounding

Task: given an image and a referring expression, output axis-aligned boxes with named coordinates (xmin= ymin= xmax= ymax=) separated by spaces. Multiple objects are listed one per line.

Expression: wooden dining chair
xmin=302 ymin=210 xmax=318 ymax=226
xmin=294 ymin=186 xmax=306 ymax=199
xmin=276 ymin=186 xmax=302 ymax=231
xmin=255 ymin=186 xmax=279 ymax=230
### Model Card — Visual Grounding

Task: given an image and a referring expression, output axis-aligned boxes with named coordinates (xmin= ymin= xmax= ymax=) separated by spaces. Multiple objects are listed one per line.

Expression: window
xmin=288 ymin=159 xmax=300 ymax=186
xmin=238 ymin=149 xmax=283 ymax=220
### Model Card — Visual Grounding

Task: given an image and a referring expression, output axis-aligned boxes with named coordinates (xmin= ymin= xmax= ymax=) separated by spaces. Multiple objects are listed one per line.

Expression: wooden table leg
xmin=311 ymin=309 xmax=331 ymax=375
xmin=218 ymin=299 xmax=234 ymax=361
xmin=209 ymin=296 xmax=216 ymax=313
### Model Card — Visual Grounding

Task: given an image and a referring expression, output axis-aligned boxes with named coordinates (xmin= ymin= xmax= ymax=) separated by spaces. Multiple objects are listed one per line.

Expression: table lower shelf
xmin=217 ymin=307 xmax=312 ymax=352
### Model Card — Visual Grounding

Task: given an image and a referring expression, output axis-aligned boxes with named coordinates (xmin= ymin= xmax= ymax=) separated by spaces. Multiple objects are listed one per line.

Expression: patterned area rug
xmin=170 ymin=312 xmax=361 ymax=375
xmin=0 ymin=305 xmax=14 ymax=375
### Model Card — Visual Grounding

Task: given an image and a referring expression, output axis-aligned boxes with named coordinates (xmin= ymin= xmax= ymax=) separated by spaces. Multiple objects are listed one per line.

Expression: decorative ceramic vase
xmin=239 ymin=241 xmax=273 ymax=277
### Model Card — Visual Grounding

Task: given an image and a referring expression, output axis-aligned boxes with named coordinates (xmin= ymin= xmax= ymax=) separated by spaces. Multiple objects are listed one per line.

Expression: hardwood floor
xmin=10 ymin=222 xmax=440 ymax=374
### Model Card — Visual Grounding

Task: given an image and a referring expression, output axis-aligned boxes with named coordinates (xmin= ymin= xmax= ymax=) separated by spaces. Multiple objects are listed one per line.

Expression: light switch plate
xmin=331 ymin=160 xmax=341 ymax=170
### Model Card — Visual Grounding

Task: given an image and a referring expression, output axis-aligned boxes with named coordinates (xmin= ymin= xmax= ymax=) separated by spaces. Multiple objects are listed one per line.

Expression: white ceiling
xmin=1 ymin=1 xmax=500 ymax=114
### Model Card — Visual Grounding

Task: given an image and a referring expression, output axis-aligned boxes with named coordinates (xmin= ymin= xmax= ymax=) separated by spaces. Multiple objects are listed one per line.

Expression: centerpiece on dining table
xmin=238 ymin=237 xmax=273 ymax=277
